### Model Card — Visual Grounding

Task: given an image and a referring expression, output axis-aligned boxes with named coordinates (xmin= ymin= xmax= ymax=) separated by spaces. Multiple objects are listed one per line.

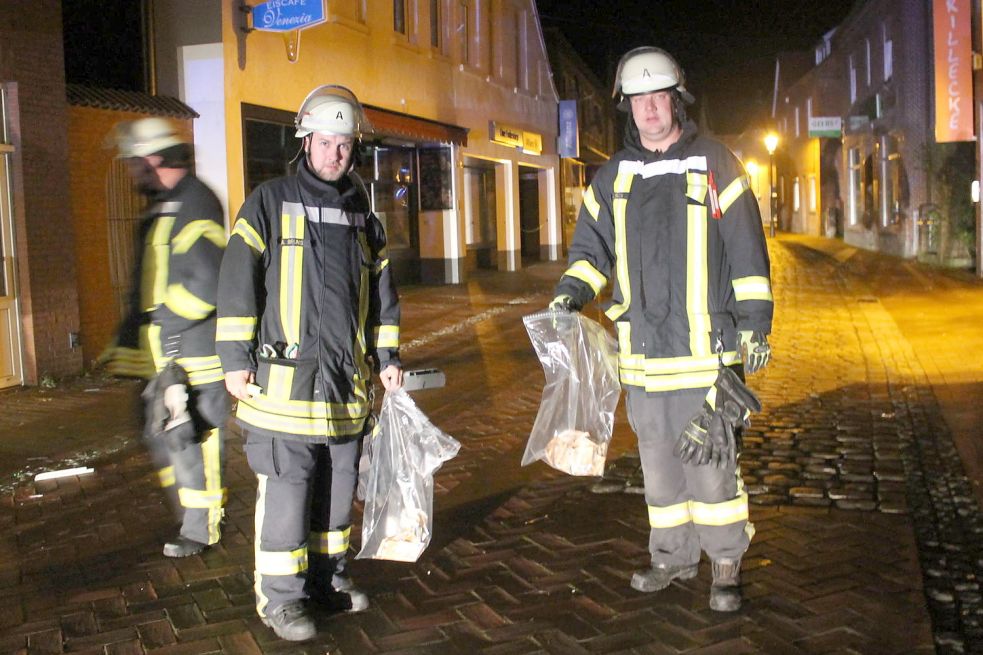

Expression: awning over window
xmin=363 ymin=105 xmax=468 ymax=147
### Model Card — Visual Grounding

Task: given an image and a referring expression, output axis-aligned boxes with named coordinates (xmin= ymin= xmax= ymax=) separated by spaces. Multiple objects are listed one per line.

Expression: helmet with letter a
xmin=612 ymin=46 xmax=695 ymax=111
xmin=294 ymin=85 xmax=371 ymax=139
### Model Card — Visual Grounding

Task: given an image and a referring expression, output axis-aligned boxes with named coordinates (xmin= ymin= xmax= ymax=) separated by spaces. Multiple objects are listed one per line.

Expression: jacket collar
xmin=623 ymin=118 xmax=699 ymax=162
xmin=296 ymin=157 xmax=358 ymax=204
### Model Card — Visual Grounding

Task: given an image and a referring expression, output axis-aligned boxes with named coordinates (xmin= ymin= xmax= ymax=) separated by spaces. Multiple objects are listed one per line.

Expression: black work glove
xmin=145 ymin=361 xmax=196 ymax=452
xmin=548 ymin=294 xmax=581 ymax=331
xmin=675 ymin=366 xmax=761 ymax=468
xmin=548 ymin=294 xmax=581 ymax=313
xmin=675 ymin=408 xmax=713 ymax=466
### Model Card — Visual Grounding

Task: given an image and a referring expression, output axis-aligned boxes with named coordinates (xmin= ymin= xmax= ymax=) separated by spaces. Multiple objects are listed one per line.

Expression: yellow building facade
xmin=156 ymin=0 xmax=561 ymax=284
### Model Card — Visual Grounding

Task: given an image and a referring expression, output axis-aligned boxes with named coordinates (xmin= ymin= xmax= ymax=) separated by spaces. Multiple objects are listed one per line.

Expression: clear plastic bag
xmin=522 ymin=311 xmax=621 ymax=476
xmin=356 ymin=388 xmax=460 ymax=562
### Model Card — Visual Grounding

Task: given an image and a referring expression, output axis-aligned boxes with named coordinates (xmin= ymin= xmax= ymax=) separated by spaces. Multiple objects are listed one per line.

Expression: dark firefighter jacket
xmin=555 ymin=119 xmax=773 ymax=395
xmin=216 ymin=159 xmax=401 ymax=443
xmin=105 ymin=174 xmax=226 ymax=393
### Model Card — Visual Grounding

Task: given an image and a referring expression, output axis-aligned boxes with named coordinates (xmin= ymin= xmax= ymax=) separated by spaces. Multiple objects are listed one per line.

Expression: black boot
xmin=262 ymin=601 xmax=317 ymax=641
xmin=709 ymin=558 xmax=742 ymax=611
xmin=630 ymin=562 xmax=698 ymax=592
xmin=310 ymin=574 xmax=369 ymax=612
xmin=162 ymin=535 xmax=207 ymax=558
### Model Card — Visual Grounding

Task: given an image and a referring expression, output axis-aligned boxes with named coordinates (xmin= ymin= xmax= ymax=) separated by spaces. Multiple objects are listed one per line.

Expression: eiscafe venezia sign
xmin=253 ymin=0 xmax=326 ymax=32
xmin=489 ymin=121 xmax=543 ymax=155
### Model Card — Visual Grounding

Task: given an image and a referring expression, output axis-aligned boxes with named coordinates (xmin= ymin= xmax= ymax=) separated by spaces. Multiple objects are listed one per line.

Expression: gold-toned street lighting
xmin=764 ymin=132 xmax=779 ymax=237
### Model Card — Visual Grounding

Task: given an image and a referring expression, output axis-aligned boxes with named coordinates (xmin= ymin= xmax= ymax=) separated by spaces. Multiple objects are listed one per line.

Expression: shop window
xmin=862 ymin=153 xmax=876 ymax=228
xmin=808 ymin=175 xmax=817 ymax=213
xmin=418 ymin=146 xmax=453 ymax=210
xmin=882 ymin=136 xmax=907 ymax=226
xmin=793 ymin=177 xmax=800 ymax=212
xmin=394 ymin=0 xmax=407 ymax=34
xmin=363 ymin=146 xmax=418 ymax=251
xmin=242 ymin=105 xmax=297 ymax=194
xmin=847 ymin=147 xmax=861 ymax=226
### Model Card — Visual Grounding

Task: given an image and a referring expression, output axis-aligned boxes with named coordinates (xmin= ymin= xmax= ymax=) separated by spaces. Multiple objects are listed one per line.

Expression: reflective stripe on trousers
xmin=626 ymin=388 xmax=753 ymax=566
xmin=143 ymin=414 xmax=226 ymax=546
xmin=244 ymin=431 xmax=362 ymax=617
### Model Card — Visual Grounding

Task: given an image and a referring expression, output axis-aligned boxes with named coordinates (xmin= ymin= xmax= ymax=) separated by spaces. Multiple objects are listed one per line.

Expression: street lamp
xmin=764 ymin=132 xmax=779 ymax=237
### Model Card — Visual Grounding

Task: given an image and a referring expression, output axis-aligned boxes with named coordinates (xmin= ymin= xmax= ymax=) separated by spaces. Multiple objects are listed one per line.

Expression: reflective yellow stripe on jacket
xmin=141 ymin=215 xmax=176 ymax=311
xmin=216 ymin=316 xmax=257 ymax=342
xmin=177 ymin=355 xmax=224 ymax=386
xmin=614 ymin=285 xmax=739 ymax=393
xmin=732 ymin=275 xmax=774 ymax=302
xmin=604 ymin=164 xmax=637 ymax=322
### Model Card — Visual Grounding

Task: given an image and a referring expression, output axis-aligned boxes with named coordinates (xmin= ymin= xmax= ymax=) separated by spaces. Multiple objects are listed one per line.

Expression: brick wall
xmin=0 ymin=0 xmax=82 ymax=383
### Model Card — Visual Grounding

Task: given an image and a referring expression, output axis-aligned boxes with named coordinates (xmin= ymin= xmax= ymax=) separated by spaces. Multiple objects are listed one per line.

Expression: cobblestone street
xmin=1 ymin=234 xmax=982 ymax=653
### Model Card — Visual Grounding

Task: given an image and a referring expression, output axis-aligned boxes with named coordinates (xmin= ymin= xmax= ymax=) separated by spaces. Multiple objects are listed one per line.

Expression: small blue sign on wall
xmin=253 ymin=0 xmax=326 ymax=32
xmin=558 ymin=100 xmax=579 ymax=159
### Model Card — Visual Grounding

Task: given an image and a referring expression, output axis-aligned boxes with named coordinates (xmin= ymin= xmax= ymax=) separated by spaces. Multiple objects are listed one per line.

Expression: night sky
xmin=62 ymin=0 xmax=859 ymax=134
xmin=62 ymin=0 xmax=146 ymax=91
xmin=537 ymin=0 xmax=859 ymax=133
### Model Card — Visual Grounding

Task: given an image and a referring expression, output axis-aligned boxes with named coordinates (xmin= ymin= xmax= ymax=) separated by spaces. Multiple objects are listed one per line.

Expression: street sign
xmin=808 ymin=116 xmax=842 ymax=138
xmin=252 ymin=0 xmax=326 ymax=32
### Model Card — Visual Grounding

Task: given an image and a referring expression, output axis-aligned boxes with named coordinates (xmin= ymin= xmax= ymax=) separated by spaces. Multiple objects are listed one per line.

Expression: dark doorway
xmin=519 ymin=166 xmax=540 ymax=262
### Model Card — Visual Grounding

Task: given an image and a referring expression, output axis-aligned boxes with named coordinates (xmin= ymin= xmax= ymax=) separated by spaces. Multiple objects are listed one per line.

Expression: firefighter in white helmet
xmin=102 ymin=117 xmax=229 ymax=559
xmin=216 ymin=85 xmax=402 ymax=642
xmin=550 ymin=47 xmax=773 ymax=612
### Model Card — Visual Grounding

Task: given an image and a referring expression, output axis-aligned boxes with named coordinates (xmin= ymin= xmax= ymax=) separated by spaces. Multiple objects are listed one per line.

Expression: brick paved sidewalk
xmin=1 ymin=236 xmax=981 ymax=653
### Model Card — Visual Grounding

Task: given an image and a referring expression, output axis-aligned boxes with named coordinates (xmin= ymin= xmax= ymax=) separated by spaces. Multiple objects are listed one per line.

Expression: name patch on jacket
xmin=280 ymin=237 xmax=305 ymax=246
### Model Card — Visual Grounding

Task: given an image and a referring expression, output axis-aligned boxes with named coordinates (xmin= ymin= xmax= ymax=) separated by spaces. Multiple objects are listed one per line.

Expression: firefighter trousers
xmin=142 ymin=382 xmax=228 ymax=546
xmin=626 ymin=388 xmax=753 ymax=568
xmin=243 ymin=430 xmax=362 ymax=618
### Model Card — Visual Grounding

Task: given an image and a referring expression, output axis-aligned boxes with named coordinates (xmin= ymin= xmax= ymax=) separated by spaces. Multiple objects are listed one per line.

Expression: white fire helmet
xmin=114 ymin=117 xmax=187 ymax=158
xmin=294 ymin=85 xmax=370 ymax=138
xmin=612 ymin=47 xmax=694 ymax=105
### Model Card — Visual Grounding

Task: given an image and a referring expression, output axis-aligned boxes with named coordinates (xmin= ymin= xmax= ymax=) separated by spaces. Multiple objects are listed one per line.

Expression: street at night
xmin=1 ymin=235 xmax=982 ymax=653
xmin=3 ymin=0 xmax=983 ymax=652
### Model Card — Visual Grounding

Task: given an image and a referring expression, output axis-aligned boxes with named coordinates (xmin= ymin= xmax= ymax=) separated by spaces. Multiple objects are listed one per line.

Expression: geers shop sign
xmin=932 ymin=0 xmax=974 ymax=142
